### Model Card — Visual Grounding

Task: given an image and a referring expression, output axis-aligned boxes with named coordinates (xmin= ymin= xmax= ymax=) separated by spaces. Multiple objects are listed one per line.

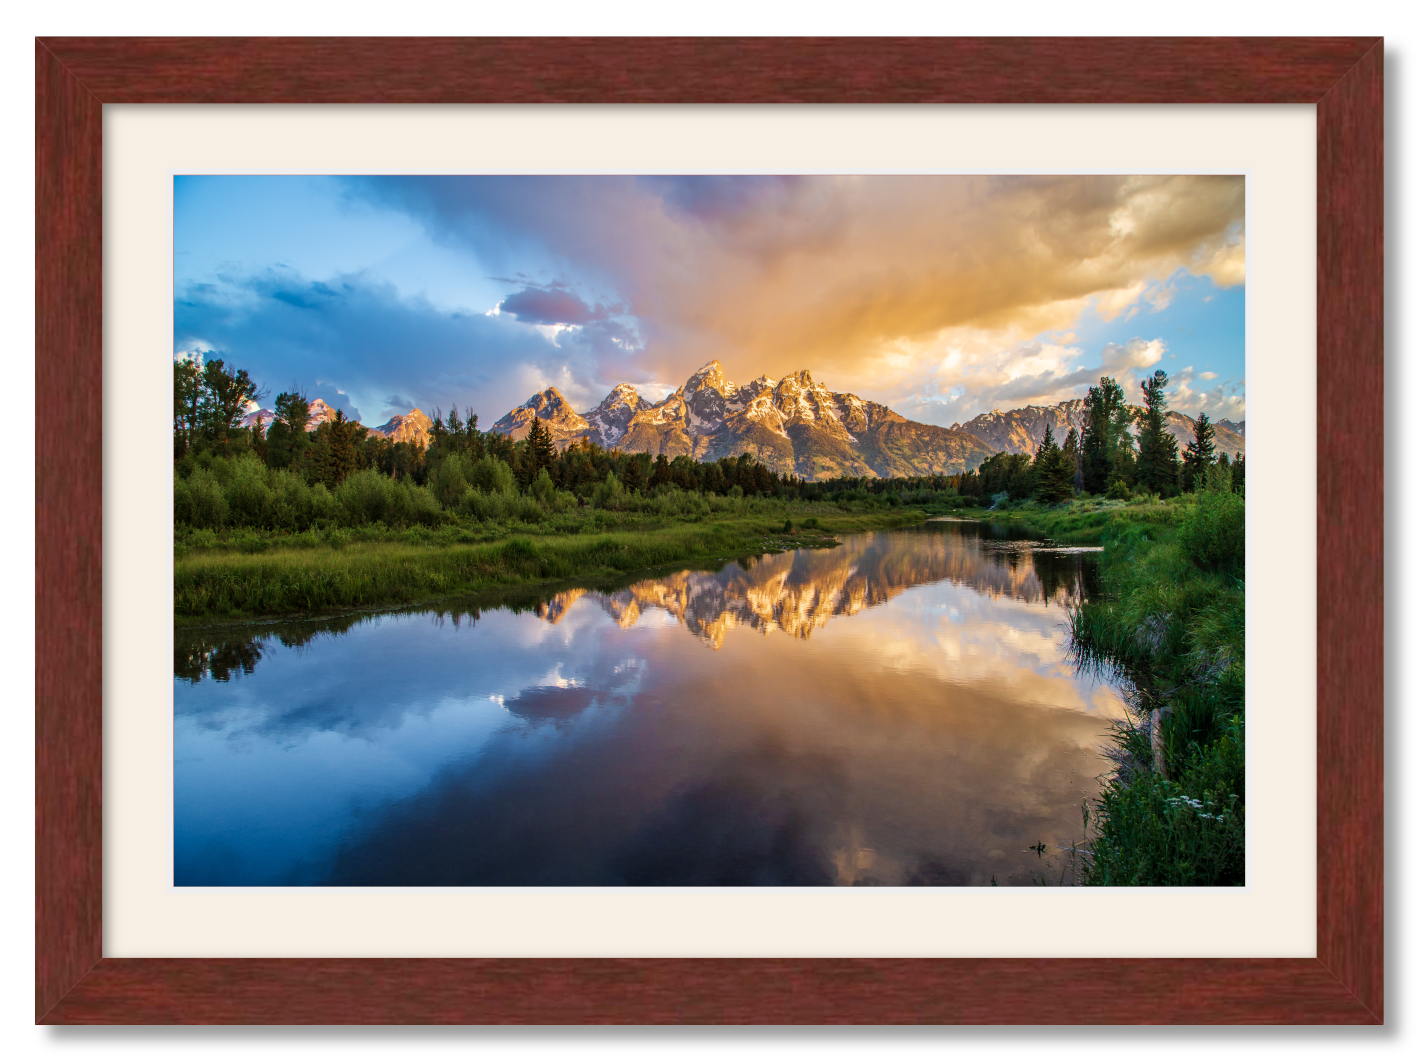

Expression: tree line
xmin=950 ymin=371 xmax=1244 ymax=506
xmin=176 ymin=357 xmax=1244 ymax=532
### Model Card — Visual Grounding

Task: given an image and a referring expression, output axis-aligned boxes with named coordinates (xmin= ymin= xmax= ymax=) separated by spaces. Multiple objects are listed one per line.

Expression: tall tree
xmin=1033 ymin=424 xmax=1074 ymax=504
xmin=1062 ymin=425 xmax=1084 ymax=493
xmin=274 ymin=390 xmax=311 ymax=434
xmin=1181 ymin=412 xmax=1217 ymax=491
xmin=200 ymin=358 xmax=264 ymax=454
xmin=1081 ymin=376 xmax=1128 ymax=494
xmin=328 ymin=409 xmax=360 ymax=485
xmin=173 ymin=355 xmax=203 ymax=458
xmin=1136 ymin=370 xmax=1180 ymax=496
xmin=525 ymin=413 xmax=557 ymax=483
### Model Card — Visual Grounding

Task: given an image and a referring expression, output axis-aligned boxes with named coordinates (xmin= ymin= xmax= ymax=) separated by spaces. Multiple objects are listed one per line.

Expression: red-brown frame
xmin=35 ymin=36 xmax=1383 ymax=1024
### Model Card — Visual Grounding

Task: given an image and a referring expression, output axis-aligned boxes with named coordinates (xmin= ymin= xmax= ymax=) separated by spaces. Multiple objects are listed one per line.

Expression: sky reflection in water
xmin=174 ymin=523 xmax=1125 ymax=886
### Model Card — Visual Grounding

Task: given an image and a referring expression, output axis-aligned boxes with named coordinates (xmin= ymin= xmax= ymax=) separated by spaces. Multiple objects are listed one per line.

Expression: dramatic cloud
xmin=178 ymin=175 xmax=1245 ymax=425
xmin=175 ymin=270 xmax=613 ymax=425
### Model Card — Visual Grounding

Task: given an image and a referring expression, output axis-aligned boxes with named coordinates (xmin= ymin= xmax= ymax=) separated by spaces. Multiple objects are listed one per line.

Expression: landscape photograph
xmin=173 ymin=174 xmax=1246 ymax=887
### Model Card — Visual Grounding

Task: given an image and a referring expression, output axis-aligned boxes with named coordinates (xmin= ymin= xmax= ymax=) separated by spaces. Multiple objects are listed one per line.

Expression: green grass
xmin=175 ymin=506 xmax=926 ymax=620
xmin=933 ymin=493 xmax=1246 ymax=886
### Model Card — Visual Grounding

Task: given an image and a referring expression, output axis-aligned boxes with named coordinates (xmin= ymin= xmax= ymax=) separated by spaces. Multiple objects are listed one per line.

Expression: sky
xmin=174 ymin=175 xmax=1245 ymax=429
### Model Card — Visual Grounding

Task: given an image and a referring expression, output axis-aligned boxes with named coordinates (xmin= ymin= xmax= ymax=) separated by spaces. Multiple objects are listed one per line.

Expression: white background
xmin=2 ymin=0 xmax=1414 ymax=1057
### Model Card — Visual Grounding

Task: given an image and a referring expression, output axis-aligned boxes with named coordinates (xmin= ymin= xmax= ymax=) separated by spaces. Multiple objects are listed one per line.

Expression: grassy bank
xmin=968 ymin=493 xmax=1246 ymax=886
xmin=175 ymin=504 xmax=926 ymax=621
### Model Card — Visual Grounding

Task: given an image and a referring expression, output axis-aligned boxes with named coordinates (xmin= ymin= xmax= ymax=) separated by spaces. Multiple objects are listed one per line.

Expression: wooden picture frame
xmin=35 ymin=36 xmax=1384 ymax=1024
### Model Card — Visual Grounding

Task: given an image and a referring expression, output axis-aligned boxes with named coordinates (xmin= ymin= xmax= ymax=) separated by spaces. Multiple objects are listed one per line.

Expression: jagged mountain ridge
xmin=491 ymin=361 xmax=996 ymax=479
xmin=240 ymin=400 xmax=435 ymax=448
xmin=954 ymin=401 xmax=1245 ymax=461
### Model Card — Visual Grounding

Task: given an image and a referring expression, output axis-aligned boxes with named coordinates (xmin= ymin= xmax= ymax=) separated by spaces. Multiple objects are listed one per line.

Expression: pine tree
xmin=1136 ymin=371 xmax=1180 ymax=496
xmin=1081 ymin=376 xmax=1127 ymax=494
xmin=525 ymin=413 xmax=557 ymax=483
xmin=1181 ymin=412 xmax=1217 ymax=491
xmin=329 ymin=409 xmax=358 ymax=485
xmin=1062 ymin=426 xmax=1083 ymax=493
xmin=1033 ymin=424 xmax=1073 ymax=504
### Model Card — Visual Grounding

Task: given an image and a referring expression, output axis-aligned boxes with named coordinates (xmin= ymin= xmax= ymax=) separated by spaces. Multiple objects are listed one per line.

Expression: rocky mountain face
xmin=239 ymin=408 xmax=276 ymax=430
xmin=584 ymin=384 xmax=646 ymax=447
xmin=956 ymin=401 xmax=1246 ymax=461
xmin=238 ymin=398 xmax=339 ymax=431
xmin=491 ymin=388 xmax=590 ymax=446
xmin=370 ymin=408 xmax=434 ymax=448
xmin=492 ymin=361 xmax=996 ymax=479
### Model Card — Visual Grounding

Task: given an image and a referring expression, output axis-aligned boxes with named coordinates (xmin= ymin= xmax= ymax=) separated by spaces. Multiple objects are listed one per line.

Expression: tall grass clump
xmin=1049 ymin=500 xmax=1246 ymax=887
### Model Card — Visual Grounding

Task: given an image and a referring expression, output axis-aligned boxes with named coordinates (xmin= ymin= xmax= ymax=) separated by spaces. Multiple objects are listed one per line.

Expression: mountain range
xmin=491 ymin=361 xmax=997 ymax=479
xmin=488 ymin=361 xmax=1244 ymax=479
xmin=241 ymin=400 xmax=436 ymax=448
xmin=239 ymin=364 xmax=1243 ymax=480
xmin=952 ymin=401 xmax=1245 ymax=465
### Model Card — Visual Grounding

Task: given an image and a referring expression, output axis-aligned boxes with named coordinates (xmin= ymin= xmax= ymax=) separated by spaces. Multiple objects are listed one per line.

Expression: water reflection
xmin=174 ymin=522 xmax=1123 ymax=886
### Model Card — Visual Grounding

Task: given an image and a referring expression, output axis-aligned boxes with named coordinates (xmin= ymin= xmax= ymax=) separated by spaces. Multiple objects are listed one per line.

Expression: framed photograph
xmin=36 ymin=37 xmax=1383 ymax=1024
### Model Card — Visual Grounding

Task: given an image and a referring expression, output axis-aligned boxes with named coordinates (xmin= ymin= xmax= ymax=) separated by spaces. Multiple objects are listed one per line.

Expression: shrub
xmin=224 ymin=454 xmax=274 ymax=527
xmin=1178 ymin=490 xmax=1245 ymax=572
xmin=469 ymin=455 xmax=516 ymax=495
xmin=431 ymin=454 xmax=472 ymax=509
xmin=177 ymin=469 xmax=228 ymax=528
xmin=590 ymin=471 xmax=624 ymax=510
xmin=529 ymin=468 xmax=556 ymax=505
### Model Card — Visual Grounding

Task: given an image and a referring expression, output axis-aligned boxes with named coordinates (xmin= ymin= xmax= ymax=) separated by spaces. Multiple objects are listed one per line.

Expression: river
xmin=174 ymin=519 xmax=1126 ymax=886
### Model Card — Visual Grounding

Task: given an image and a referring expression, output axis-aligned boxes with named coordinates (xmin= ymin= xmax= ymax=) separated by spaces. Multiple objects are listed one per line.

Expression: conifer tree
xmin=1081 ymin=376 xmax=1127 ymax=494
xmin=1181 ymin=412 xmax=1217 ymax=491
xmin=1136 ymin=370 xmax=1180 ymax=496
xmin=1033 ymin=424 xmax=1073 ymax=504
xmin=525 ymin=413 xmax=557 ymax=482
xmin=1062 ymin=426 xmax=1083 ymax=493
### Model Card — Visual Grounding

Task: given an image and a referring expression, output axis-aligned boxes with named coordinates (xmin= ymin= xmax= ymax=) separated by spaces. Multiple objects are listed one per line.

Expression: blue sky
xmin=175 ymin=175 xmax=1245 ymax=428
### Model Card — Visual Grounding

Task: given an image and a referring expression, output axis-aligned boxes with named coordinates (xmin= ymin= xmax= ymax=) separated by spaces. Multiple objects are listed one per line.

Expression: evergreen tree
xmin=525 ymin=413 xmax=557 ymax=483
xmin=1062 ymin=426 xmax=1083 ymax=493
xmin=1136 ymin=370 xmax=1180 ymax=496
xmin=173 ymin=355 xmax=203 ymax=458
xmin=1033 ymin=424 xmax=1073 ymax=504
xmin=1181 ymin=413 xmax=1217 ymax=491
xmin=328 ymin=410 xmax=359 ymax=485
xmin=1081 ymin=376 xmax=1127 ymax=494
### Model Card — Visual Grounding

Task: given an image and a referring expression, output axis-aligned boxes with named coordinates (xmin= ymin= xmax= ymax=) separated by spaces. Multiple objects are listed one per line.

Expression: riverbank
xmin=967 ymin=494 xmax=1246 ymax=885
xmin=175 ymin=506 xmax=927 ymax=621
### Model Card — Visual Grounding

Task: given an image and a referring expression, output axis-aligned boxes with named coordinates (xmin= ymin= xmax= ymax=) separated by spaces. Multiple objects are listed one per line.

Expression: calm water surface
xmin=174 ymin=520 xmax=1125 ymax=886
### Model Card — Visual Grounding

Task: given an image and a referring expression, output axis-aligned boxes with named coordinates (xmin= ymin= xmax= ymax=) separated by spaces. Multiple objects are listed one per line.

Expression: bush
xmin=1178 ymin=490 xmax=1245 ymax=572
xmin=468 ymin=455 xmax=516 ymax=495
xmin=529 ymin=468 xmax=556 ymax=505
xmin=176 ymin=469 xmax=228 ymax=528
xmin=224 ymin=454 xmax=274 ymax=527
xmin=590 ymin=471 xmax=624 ymax=510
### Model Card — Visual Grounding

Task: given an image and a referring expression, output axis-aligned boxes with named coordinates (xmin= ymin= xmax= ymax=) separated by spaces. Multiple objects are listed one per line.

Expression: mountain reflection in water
xmin=174 ymin=522 xmax=1123 ymax=887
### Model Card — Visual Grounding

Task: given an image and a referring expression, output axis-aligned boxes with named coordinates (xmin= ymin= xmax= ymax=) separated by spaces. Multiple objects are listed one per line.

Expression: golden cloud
xmin=619 ymin=175 xmax=1244 ymax=390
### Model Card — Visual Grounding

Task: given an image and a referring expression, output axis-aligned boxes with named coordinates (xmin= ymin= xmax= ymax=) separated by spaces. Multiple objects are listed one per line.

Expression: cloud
xmin=499 ymin=285 xmax=608 ymax=326
xmin=182 ymin=175 xmax=1244 ymax=426
xmin=345 ymin=175 xmax=1245 ymax=392
xmin=174 ymin=269 xmax=630 ymax=426
xmin=1102 ymin=337 xmax=1166 ymax=372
